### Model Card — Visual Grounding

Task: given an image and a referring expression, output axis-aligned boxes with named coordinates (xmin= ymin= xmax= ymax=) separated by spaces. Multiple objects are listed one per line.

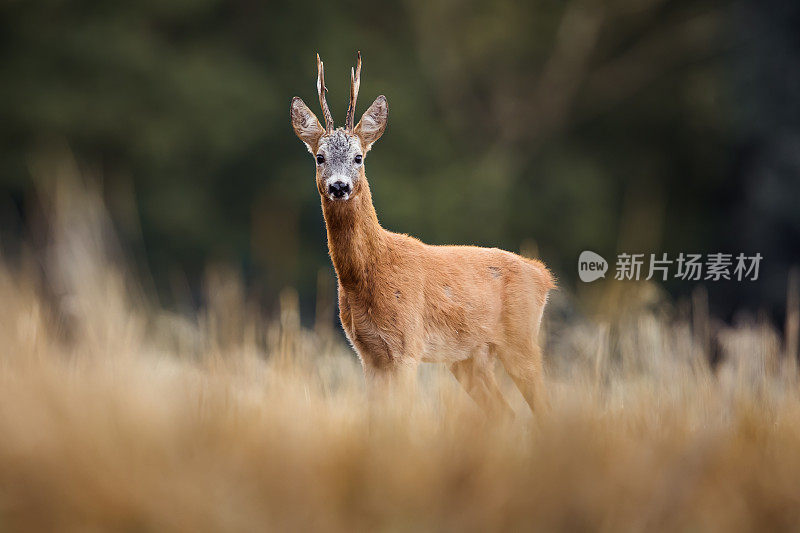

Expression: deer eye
xmin=354 ymin=154 xmax=363 ymax=164
xmin=316 ymin=154 xmax=325 ymax=165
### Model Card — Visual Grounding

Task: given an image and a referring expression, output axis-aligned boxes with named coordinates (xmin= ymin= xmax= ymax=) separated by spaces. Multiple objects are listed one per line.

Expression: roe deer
xmin=290 ymin=52 xmax=555 ymax=416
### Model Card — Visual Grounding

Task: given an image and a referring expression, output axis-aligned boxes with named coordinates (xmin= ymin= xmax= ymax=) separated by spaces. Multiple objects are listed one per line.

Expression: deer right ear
xmin=290 ymin=97 xmax=325 ymax=154
xmin=354 ymin=95 xmax=388 ymax=152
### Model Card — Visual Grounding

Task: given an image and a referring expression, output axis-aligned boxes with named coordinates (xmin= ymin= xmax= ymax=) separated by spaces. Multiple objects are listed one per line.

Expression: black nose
xmin=328 ymin=180 xmax=351 ymax=198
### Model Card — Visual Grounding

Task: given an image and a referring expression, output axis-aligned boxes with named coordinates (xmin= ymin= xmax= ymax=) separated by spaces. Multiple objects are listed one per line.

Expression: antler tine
xmin=316 ymin=53 xmax=334 ymax=133
xmin=345 ymin=51 xmax=362 ymax=131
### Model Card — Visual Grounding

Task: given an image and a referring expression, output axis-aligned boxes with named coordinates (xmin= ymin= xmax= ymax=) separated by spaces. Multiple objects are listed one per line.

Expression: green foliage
xmin=2 ymin=0 xmax=793 ymax=315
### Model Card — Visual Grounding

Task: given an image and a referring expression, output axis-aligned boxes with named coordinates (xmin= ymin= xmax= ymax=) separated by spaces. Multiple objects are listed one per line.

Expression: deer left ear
xmin=290 ymin=96 xmax=325 ymax=154
xmin=354 ymin=95 xmax=388 ymax=152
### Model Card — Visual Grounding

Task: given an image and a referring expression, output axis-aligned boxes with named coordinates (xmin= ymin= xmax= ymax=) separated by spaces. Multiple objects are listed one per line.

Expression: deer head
xmin=290 ymin=52 xmax=388 ymax=201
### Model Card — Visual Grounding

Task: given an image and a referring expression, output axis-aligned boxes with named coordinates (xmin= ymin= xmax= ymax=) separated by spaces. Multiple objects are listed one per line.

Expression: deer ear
xmin=290 ymin=97 xmax=325 ymax=154
xmin=354 ymin=95 xmax=387 ymax=152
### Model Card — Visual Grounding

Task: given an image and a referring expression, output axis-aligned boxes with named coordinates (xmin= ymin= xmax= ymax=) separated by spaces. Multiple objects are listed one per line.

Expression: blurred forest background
xmin=0 ymin=0 xmax=798 ymax=324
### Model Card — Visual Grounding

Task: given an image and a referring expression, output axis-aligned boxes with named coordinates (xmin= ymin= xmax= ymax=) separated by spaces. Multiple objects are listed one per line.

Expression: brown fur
xmin=291 ymin=54 xmax=555 ymax=416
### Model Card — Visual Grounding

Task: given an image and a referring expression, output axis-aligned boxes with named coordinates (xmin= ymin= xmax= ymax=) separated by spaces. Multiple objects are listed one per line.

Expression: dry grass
xmin=1 ymin=167 xmax=800 ymax=532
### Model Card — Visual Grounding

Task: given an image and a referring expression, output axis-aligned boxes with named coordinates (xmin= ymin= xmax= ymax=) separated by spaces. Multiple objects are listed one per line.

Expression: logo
xmin=578 ymin=250 xmax=608 ymax=282
xmin=577 ymin=251 xmax=762 ymax=282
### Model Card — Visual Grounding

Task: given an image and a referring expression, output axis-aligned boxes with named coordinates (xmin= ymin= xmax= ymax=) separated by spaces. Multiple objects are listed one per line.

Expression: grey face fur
xmin=316 ymin=129 xmax=363 ymax=201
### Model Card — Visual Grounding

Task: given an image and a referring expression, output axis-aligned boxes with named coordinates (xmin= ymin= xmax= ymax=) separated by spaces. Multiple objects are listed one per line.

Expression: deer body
xmin=292 ymin=53 xmax=554 ymax=415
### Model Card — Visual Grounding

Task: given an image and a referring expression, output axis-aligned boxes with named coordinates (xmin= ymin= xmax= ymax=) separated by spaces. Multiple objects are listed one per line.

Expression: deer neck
xmin=322 ymin=178 xmax=386 ymax=290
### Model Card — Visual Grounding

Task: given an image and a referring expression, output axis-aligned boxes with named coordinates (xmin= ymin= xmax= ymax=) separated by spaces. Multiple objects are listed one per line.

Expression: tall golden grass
xmin=1 ymin=160 xmax=799 ymax=531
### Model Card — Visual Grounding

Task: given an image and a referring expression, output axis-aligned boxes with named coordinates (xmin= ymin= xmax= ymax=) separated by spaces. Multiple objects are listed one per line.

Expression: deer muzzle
xmin=326 ymin=177 xmax=352 ymax=200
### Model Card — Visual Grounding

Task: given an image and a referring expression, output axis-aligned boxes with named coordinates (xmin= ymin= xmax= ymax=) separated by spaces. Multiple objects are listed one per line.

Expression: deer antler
xmin=345 ymin=51 xmax=362 ymax=132
xmin=316 ymin=53 xmax=334 ymax=133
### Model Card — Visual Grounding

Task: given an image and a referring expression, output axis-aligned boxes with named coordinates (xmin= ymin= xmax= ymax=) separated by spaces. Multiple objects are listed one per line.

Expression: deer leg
xmin=497 ymin=344 xmax=548 ymax=416
xmin=363 ymin=357 xmax=418 ymax=400
xmin=449 ymin=354 xmax=514 ymax=418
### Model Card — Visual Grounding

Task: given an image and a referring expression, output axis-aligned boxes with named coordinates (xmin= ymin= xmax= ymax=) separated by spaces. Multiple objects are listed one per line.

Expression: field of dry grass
xmin=2 ymin=168 xmax=800 ymax=531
